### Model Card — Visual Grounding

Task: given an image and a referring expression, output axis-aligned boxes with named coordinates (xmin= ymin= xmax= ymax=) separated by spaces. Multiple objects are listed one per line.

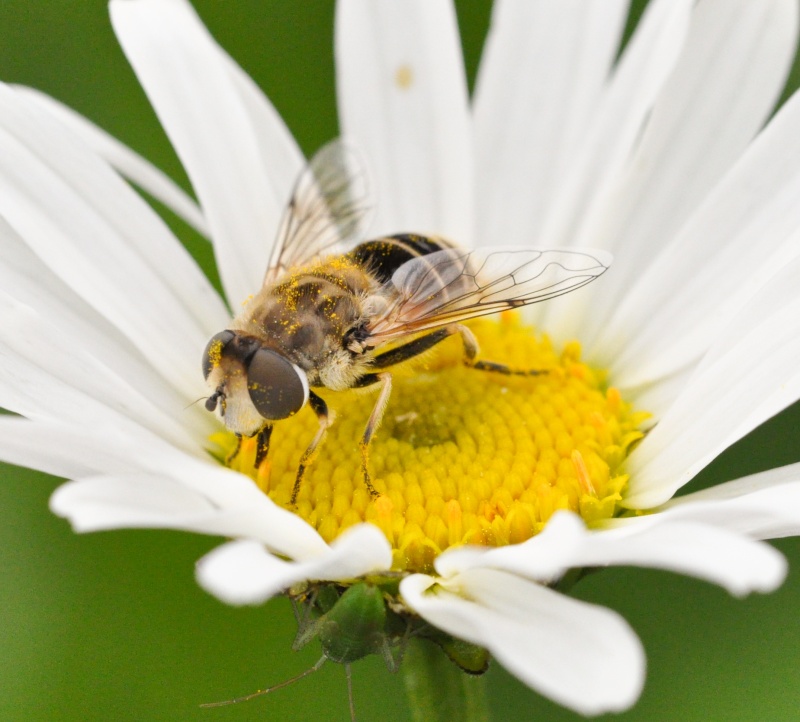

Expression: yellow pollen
xmin=211 ymin=315 xmax=648 ymax=573
xmin=205 ymin=338 xmax=225 ymax=371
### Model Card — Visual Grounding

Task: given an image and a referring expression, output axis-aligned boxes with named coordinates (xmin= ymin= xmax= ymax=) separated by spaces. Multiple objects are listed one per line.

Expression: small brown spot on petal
xmin=395 ymin=64 xmax=414 ymax=90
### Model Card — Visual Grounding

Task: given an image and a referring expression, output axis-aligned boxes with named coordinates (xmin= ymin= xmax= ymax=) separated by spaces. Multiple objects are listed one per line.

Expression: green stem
xmin=402 ymin=639 xmax=491 ymax=722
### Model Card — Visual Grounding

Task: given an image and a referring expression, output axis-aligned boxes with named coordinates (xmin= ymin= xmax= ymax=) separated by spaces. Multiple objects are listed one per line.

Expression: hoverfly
xmin=202 ymin=141 xmax=611 ymax=503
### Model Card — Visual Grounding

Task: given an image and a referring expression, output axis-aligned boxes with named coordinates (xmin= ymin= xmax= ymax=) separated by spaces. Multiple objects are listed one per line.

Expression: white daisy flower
xmin=2 ymin=0 xmax=800 ymax=716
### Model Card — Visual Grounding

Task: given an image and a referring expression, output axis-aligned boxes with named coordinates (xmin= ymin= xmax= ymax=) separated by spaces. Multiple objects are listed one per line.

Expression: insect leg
xmin=369 ymin=324 xmax=546 ymax=375
xmin=200 ymin=656 xmax=327 ymax=708
xmin=255 ymin=425 xmax=273 ymax=468
xmin=352 ymin=372 xmax=393 ymax=498
xmin=369 ymin=328 xmax=454 ymax=369
xmin=291 ymin=391 xmax=335 ymax=505
xmin=456 ymin=324 xmax=547 ymax=376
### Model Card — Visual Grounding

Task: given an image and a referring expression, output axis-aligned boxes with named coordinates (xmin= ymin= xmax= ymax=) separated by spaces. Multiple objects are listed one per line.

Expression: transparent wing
xmin=366 ymin=247 xmax=612 ymax=342
xmin=264 ymin=139 xmax=371 ymax=285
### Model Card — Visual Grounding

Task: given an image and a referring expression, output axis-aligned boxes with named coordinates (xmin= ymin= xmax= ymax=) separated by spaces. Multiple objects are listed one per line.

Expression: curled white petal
xmin=49 ymin=472 xmax=328 ymax=560
xmin=11 ymin=418 xmax=328 ymax=561
xmin=195 ymin=539 xmax=299 ymax=606
xmin=197 ymin=524 xmax=393 ymax=606
xmin=434 ymin=510 xmax=587 ymax=583
xmin=437 ymin=511 xmax=786 ymax=598
xmin=651 ymin=462 xmax=800 ymax=540
xmin=578 ymin=519 xmax=786 ymax=597
xmin=401 ymin=568 xmax=645 ymax=715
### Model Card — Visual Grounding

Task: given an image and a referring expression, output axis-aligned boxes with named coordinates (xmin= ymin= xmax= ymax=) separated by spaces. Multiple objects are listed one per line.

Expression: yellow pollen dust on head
xmin=212 ymin=314 xmax=648 ymax=574
xmin=206 ymin=338 xmax=225 ymax=372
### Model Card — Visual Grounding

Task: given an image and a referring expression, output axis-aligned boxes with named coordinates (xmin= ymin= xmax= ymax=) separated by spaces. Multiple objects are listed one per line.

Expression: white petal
xmin=13 ymin=85 xmax=209 ymax=237
xmin=434 ymin=511 xmax=587 ymax=583
xmin=595 ymin=91 xmax=800 ymax=399
xmin=0 ymin=417 xmax=98 ymax=479
xmin=336 ymin=0 xmax=473 ymax=243
xmin=437 ymin=511 xmax=785 ymax=598
xmin=195 ymin=539 xmax=297 ymax=606
xmin=654 ymin=462 xmax=800 ymax=540
xmin=0 ymin=404 xmax=255 ymax=523
xmin=0 ymin=295 xmax=203 ymax=451
xmin=575 ymin=0 xmax=799 ymax=347
xmin=52 ymin=473 xmax=215 ymax=520
xmin=0 ymin=82 xmax=227 ymax=399
xmin=0 ymin=416 xmax=197 ymax=481
xmin=0 ymin=215 xmax=212 ymax=434
xmin=50 ymin=473 xmax=327 ymax=560
xmin=584 ymin=514 xmax=787 ymax=597
xmin=0 ymin=413 xmax=264 ymax=515
xmin=110 ymin=0 xmax=304 ymax=305
xmin=0 ymin=409 xmax=317 ymax=561
xmin=538 ymin=0 xmax=693 ymax=248
xmin=576 ymin=518 xmax=786 ymax=597
xmin=535 ymin=0 xmax=695 ymax=339
xmin=196 ymin=525 xmax=393 ymax=606
xmin=401 ymin=568 xmax=645 ymax=715
xmin=626 ymin=255 xmax=800 ymax=507
xmin=51 ymin=442 xmax=297 ymax=534
xmin=665 ymin=461 xmax=800 ymax=504
xmin=34 ymin=413 xmax=329 ymax=560
xmin=473 ymin=0 xmax=629 ymax=246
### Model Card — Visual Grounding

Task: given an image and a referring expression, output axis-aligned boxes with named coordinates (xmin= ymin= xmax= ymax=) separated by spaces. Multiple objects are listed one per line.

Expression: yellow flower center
xmin=212 ymin=314 xmax=647 ymax=573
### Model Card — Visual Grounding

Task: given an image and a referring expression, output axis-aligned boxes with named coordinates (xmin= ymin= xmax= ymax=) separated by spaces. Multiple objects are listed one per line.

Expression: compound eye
xmin=246 ymin=349 xmax=309 ymax=420
xmin=202 ymin=330 xmax=236 ymax=379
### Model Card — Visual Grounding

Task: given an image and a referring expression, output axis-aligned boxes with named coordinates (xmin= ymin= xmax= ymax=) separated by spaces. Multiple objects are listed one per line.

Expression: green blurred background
xmin=0 ymin=1 xmax=799 ymax=720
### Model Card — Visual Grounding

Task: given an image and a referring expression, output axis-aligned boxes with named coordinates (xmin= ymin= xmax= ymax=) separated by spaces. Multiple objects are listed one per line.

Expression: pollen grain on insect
xmin=206 ymin=339 xmax=224 ymax=370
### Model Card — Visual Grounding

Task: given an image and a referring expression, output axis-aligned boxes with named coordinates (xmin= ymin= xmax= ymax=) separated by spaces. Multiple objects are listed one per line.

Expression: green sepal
xmin=420 ymin=626 xmax=490 ymax=675
xmin=291 ymin=581 xmax=490 ymax=676
xmin=439 ymin=637 xmax=490 ymax=675
xmin=293 ymin=582 xmax=408 ymax=668
xmin=314 ymin=583 xmax=341 ymax=615
xmin=317 ymin=583 xmax=387 ymax=664
xmin=553 ymin=565 xmax=598 ymax=594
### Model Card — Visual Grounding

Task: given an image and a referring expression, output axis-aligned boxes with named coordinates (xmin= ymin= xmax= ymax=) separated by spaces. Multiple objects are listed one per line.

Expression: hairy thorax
xmin=231 ymin=260 xmax=381 ymax=390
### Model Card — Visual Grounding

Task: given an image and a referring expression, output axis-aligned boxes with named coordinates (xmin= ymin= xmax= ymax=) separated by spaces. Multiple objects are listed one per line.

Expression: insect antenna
xmin=183 ymin=396 xmax=210 ymax=411
xmin=199 ymin=656 xmax=326 ymax=708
